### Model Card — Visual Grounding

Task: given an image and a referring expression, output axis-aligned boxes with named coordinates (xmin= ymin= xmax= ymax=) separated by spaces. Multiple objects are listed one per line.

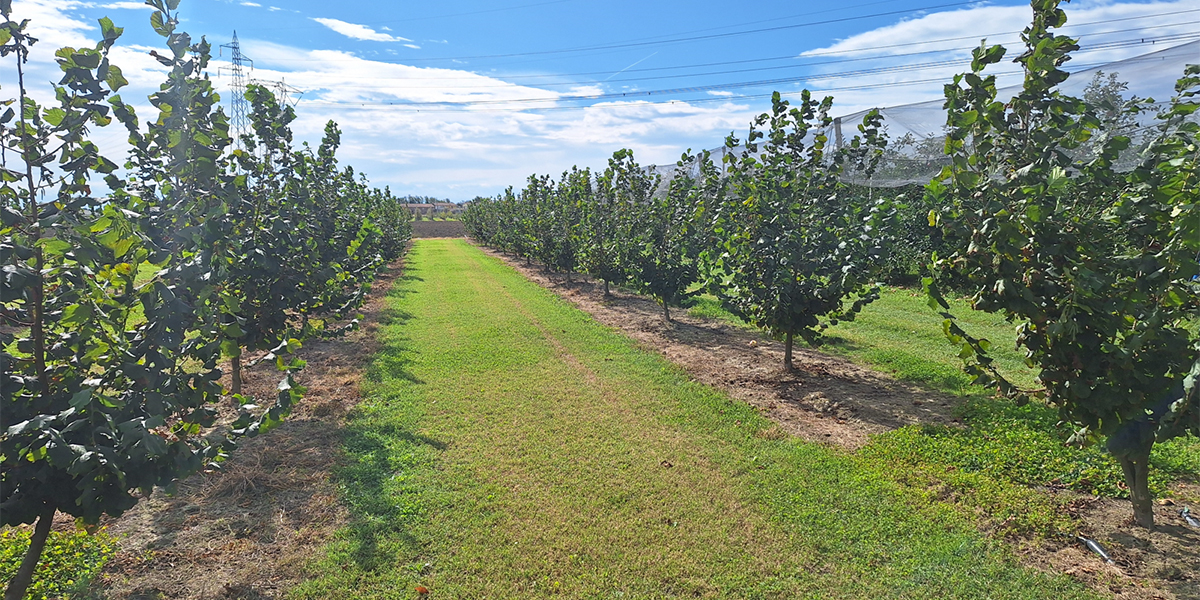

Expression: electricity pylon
xmin=219 ymin=31 xmax=253 ymax=144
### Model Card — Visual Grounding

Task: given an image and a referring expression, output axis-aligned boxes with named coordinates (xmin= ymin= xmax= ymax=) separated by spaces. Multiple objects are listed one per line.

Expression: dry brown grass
xmin=93 ymin=263 xmax=404 ymax=600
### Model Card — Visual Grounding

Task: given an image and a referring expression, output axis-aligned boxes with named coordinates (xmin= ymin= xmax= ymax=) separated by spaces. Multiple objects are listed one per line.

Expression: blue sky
xmin=9 ymin=0 xmax=1199 ymax=200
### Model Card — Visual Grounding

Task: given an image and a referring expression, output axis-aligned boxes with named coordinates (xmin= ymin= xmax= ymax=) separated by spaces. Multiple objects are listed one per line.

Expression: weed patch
xmin=0 ymin=528 xmax=115 ymax=599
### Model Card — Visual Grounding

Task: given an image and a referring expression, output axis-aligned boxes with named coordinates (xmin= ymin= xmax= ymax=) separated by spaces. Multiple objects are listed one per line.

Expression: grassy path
xmin=294 ymin=239 xmax=1096 ymax=599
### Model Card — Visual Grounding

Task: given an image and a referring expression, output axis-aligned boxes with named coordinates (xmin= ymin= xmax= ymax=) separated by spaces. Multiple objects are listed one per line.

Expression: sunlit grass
xmin=294 ymin=239 xmax=1096 ymax=599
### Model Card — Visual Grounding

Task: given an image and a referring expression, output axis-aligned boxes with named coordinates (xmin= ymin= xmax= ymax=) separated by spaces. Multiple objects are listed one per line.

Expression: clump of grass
xmin=0 ymin=527 xmax=116 ymax=599
xmin=882 ymin=399 xmax=1195 ymax=496
xmin=850 ymin=445 xmax=1076 ymax=538
xmin=858 ymin=403 xmax=1199 ymax=537
xmin=684 ymin=294 xmax=743 ymax=325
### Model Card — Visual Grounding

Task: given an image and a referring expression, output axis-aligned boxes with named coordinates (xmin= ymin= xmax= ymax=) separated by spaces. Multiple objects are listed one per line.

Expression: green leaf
xmin=37 ymin=238 xmax=72 ymax=256
xmin=106 ymin=64 xmax=128 ymax=91
xmin=61 ymin=304 xmax=94 ymax=327
xmin=98 ymin=16 xmax=123 ymax=44
xmin=72 ymin=51 xmax=102 ymax=69
xmin=142 ymin=432 xmax=168 ymax=457
xmin=111 ymin=235 xmax=135 ymax=258
xmin=70 ymin=388 xmax=94 ymax=409
xmin=150 ymin=11 xmax=171 ymax=36
xmin=43 ymin=107 xmax=66 ymax=127
xmin=1025 ymin=204 xmax=1042 ymax=222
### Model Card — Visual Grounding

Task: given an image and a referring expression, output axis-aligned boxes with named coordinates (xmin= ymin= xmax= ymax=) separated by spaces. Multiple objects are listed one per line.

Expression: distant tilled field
xmin=412 ymin=219 xmax=466 ymax=238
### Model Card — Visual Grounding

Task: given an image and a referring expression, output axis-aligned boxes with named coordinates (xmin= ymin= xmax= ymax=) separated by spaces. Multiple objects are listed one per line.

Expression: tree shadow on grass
xmin=364 ymin=332 xmax=424 ymax=385
xmin=378 ymin=307 xmax=415 ymax=327
xmin=335 ymin=419 xmax=447 ymax=572
xmin=382 ymin=275 xmax=421 ymax=301
xmin=367 ymin=279 xmax=423 ymax=384
xmin=820 ymin=334 xmax=863 ymax=353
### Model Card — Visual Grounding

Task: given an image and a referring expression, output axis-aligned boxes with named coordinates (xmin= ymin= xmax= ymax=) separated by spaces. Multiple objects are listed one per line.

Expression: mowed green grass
xmin=688 ymin=287 xmax=1035 ymax=392
xmin=294 ymin=239 xmax=1096 ymax=599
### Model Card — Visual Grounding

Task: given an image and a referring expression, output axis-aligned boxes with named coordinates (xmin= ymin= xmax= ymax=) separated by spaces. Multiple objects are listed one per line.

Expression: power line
xmin=577 ymin=11 xmax=1200 ymax=81
xmin=264 ymin=1 xmax=980 ymax=63
xmin=248 ymin=78 xmax=305 ymax=108
xmin=238 ymin=0 xmax=583 ymax=31
xmin=238 ymin=0 xmax=905 ymax=40
xmin=472 ymin=13 xmax=1200 ymax=83
xmin=302 ymin=72 xmax=1019 ymax=114
xmin=290 ymin=21 xmax=1200 ymax=91
xmin=293 ymin=35 xmax=1199 ymax=110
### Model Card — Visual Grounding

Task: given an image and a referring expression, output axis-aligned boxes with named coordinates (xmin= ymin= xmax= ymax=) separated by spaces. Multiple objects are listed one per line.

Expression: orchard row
xmin=1 ymin=1 xmax=410 ymax=596
xmin=465 ymin=0 xmax=1199 ymax=529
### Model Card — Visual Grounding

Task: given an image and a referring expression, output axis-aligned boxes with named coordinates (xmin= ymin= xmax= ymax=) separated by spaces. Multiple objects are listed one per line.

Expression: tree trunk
xmin=663 ymin=302 xmax=671 ymax=322
xmin=18 ymin=52 xmax=49 ymax=398
xmin=1119 ymin=454 xmax=1155 ymax=528
xmin=784 ymin=332 xmax=795 ymax=371
xmin=4 ymin=505 xmax=55 ymax=600
xmin=603 ymin=279 xmax=610 ymax=296
xmin=230 ymin=351 xmax=243 ymax=396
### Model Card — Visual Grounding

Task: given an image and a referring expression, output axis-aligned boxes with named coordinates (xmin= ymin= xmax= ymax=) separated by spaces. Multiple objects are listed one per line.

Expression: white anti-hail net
xmin=646 ymin=39 xmax=1199 ymax=189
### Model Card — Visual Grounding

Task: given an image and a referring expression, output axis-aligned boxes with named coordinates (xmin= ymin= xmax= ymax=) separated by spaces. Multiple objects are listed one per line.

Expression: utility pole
xmin=219 ymin=31 xmax=253 ymax=144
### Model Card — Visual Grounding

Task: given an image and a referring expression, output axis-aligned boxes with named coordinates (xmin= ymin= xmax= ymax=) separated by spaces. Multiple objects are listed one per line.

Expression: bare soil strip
xmin=94 ymin=263 xmax=405 ymax=600
xmin=410 ymin=220 xmax=465 ymax=238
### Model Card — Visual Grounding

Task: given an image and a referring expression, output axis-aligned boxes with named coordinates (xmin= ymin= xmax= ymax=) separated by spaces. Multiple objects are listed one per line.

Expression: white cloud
xmin=240 ymin=2 xmax=261 ymax=6
xmin=707 ymin=90 xmax=734 ymax=97
xmin=803 ymin=5 xmax=1032 ymax=58
xmin=568 ymin=85 xmax=604 ymax=97
xmin=13 ymin=0 xmax=95 ymax=53
xmin=236 ymin=41 xmax=559 ymax=106
xmin=403 ymin=43 xmax=420 ymax=50
xmin=311 ymin=17 xmax=412 ymax=42
xmin=97 ymin=2 xmax=155 ymax=9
